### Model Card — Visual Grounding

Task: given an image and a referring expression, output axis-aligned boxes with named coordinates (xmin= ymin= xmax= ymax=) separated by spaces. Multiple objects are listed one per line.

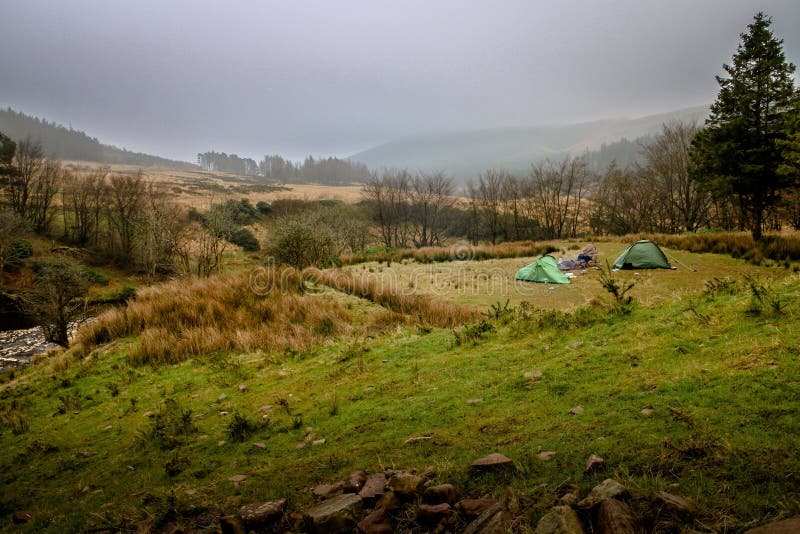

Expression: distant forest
xmin=197 ymin=151 xmax=371 ymax=185
xmin=582 ymin=135 xmax=651 ymax=172
xmin=0 ymin=108 xmax=196 ymax=170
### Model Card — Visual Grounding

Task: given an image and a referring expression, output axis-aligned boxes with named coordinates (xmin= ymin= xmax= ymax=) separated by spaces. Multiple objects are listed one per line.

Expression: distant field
xmin=340 ymin=241 xmax=783 ymax=310
xmin=62 ymin=161 xmax=365 ymax=205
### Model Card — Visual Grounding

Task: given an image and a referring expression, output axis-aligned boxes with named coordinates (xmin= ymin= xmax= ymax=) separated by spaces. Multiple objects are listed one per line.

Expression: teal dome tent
xmin=515 ymin=255 xmax=571 ymax=284
xmin=612 ymin=240 xmax=671 ymax=270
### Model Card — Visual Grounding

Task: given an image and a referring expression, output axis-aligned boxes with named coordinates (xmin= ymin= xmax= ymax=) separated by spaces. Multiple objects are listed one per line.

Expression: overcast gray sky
xmin=1 ymin=0 xmax=799 ymax=162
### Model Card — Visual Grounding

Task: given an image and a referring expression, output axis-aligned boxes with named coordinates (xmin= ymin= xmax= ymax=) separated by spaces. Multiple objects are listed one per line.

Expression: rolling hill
xmin=351 ymin=105 xmax=709 ymax=178
xmin=0 ymin=107 xmax=197 ymax=170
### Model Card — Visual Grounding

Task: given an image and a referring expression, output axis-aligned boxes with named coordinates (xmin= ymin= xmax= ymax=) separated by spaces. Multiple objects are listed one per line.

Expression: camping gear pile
xmin=515 ymin=241 xmax=673 ymax=285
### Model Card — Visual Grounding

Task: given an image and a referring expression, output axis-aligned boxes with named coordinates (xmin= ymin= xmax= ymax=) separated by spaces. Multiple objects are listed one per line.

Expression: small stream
xmin=0 ymin=321 xmax=87 ymax=371
xmin=0 ymin=326 xmax=60 ymax=370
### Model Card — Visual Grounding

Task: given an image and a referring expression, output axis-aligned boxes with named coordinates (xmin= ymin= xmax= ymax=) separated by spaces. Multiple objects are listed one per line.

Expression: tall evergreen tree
xmin=690 ymin=12 xmax=799 ymax=240
xmin=0 ymin=130 xmax=15 ymax=179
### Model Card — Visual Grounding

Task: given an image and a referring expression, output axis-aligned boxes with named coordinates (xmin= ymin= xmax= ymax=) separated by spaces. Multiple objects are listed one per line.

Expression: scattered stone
xmin=11 ymin=511 xmax=37 ymax=524
xmin=537 ymin=450 xmax=557 ymax=461
xmin=358 ymin=473 xmax=387 ymax=505
xmin=653 ymin=491 xmax=696 ymax=517
xmin=641 ymin=408 xmax=654 ymax=416
xmin=404 ymin=435 xmax=432 ymax=444
xmin=417 ymin=503 xmax=453 ymax=524
xmin=463 ymin=501 xmax=512 ymax=534
xmin=219 ymin=411 xmax=229 ymax=416
xmin=423 ymin=484 xmax=457 ymax=505
xmin=103 ymin=425 xmax=113 ymax=431
xmin=744 ymin=516 xmax=800 ymax=533
xmin=585 ymin=454 xmax=605 ymax=473
xmin=312 ymin=438 xmax=327 ymax=446
xmin=218 ymin=393 xmax=227 ymax=401
xmin=456 ymin=497 xmax=495 ymax=518
xmin=569 ymin=405 xmax=584 ymax=415
xmin=357 ymin=507 xmax=393 ymax=534
xmin=466 ymin=398 xmax=484 ymax=404
xmin=313 ymin=482 xmax=344 ymax=500
xmin=239 ymin=498 xmax=286 ymax=527
xmin=577 ymin=479 xmax=627 ymax=509
xmin=219 ymin=514 xmax=247 ymax=534
xmin=304 ymin=493 xmax=363 ymax=534
xmin=228 ymin=474 xmax=247 ymax=484
xmin=471 ymin=452 xmax=514 ymax=470
xmin=559 ymin=493 xmax=578 ymax=506
xmin=259 ymin=404 xmax=273 ymax=412
xmin=375 ymin=490 xmax=403 ymax=512
xmin=387 ymin=472 xmax=425 ymax=498
xmin=525 ymin=370 xmax=544 ymax=379
xmin=252 ymin=442 xmax=267 ymax=450
xmin=597 ymin=499 xmax=637 ymax=534
xmin=238 ymin=384 xmax=249 ymax=392
xmin=143 ymin=411 xmax=154 ymax=418
xmin=534 ymin=505 xmax=584 ymax=534
xmin=343 ymin=470 xmax=367 ymax=493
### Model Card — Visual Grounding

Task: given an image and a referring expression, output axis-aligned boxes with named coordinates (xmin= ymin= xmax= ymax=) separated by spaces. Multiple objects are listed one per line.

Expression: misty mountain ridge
xmin=350 ymin=105 xmax=709 ymax=177
xmin=0 ymin=107 xmax=197 ymax=170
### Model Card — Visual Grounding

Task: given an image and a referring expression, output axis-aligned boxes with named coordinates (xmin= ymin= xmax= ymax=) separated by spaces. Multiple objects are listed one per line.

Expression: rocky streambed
xmin=0 ymin=320 xmax=89 ymax=371
xmin=0 ymin=325 xmax=61 ymax=370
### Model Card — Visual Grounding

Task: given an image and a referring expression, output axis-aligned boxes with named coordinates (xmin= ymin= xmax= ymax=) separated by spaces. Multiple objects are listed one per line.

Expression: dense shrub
xmin=229 ymin=227 xmax=260 ymax=251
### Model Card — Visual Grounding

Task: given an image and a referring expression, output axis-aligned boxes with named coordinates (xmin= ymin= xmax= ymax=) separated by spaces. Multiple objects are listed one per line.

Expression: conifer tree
xmin=690 ymin=12 xmax=799 ymax=240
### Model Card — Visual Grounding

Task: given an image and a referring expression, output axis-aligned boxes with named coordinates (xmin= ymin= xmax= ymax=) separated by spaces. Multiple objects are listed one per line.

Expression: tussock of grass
xmin=340 ymin=241 xmax=559 ymax=266
xmin=314 ymin=269 xmax=477 ymax=328
xmin=76 ymin=268 xmax=352 ymax=365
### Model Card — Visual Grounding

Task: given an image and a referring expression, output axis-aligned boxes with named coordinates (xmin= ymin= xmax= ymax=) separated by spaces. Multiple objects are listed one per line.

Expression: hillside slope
xmin=351 ymin=105 xmax=708 ymax=178
xmin=0 ymin=252 xmax=797 ymax=532
xmin=0 ymin=108 xmax=196 ymax=169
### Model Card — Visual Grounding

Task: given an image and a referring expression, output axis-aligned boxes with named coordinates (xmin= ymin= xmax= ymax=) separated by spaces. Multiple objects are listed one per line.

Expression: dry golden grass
xmin=313 ymin=269 xmax=478 ymax=328
xmin=340 ymin=241 xmax=559 ymax=265
xmin=63 ymin=161 xmax=365 ymax=207
xmin=76 ymin=267 xmax=352 ymax=365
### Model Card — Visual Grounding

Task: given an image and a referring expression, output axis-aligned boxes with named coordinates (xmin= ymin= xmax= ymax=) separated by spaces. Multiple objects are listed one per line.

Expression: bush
xmin=256 ymin=201 xmax=272 ymax=215
xmin=145 ymin=399 xmax=195 ymax=450
xmin=6 ymin=241 xmax=33 ymax=268
xmin=267 ymin=215 xmax=338 ymax=269
xmin=229 ymin=227 xmax=260 ymax=251
xmin=80 ymin=267 xmax=109 ymax=285
xmin=227 ymin=412 xmax=261 ymax=442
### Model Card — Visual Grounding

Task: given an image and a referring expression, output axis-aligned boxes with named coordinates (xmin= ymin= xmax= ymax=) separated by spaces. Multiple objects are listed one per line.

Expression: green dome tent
xmin=515 ymin=255 xmax=571 ymax=284
xmin=612 ymin=240 xmax=671 ymax=270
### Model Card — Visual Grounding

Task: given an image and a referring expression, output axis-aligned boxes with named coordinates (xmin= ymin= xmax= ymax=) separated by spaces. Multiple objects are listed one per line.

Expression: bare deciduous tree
xmin=8 ymin=137 xmax=44 ymax=219
xmin=63 ymin=167 xmax=108 ymax=245
xmin=24 ymin=258 xmax=89 ymax=347
xmin=28 ymin=158 xmax=64 ymax=233
xmin=106 ymin=172 xmax=146 ymax=262
xmin=642 ymin=121 xmax=709 ymax=232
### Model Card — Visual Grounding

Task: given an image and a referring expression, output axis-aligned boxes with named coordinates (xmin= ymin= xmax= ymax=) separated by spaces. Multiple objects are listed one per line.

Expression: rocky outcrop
xmin=304 ymin=493 xmax=364 ymax=533
xmin=534 ymin=505 xmax=585 ymax=534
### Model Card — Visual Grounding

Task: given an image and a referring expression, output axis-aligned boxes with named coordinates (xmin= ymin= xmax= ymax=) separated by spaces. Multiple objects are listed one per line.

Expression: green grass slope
xmin=0 ymin=267 xmax=798 ymax=532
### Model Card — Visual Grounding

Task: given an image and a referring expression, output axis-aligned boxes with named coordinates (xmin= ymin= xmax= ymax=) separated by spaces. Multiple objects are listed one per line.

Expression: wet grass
xmin=0 ymin=248 xmax=798 ymax=532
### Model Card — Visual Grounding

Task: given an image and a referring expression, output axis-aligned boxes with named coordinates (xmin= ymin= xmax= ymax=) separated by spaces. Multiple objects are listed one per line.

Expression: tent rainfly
xmin=612 ymin=240 xmax=671 ymax=270
xmin=515 ymin=255 xmax=571 ymax=284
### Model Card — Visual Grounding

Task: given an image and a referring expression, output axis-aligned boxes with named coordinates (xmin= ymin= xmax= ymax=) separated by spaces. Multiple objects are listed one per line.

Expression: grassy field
xmin=342 ymin=241 xmax=785 ymax=310
xmin=0 ymin=245 xmax=799 ymax=532
xmin=63 ymin=161 xmax=365 ymax=206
